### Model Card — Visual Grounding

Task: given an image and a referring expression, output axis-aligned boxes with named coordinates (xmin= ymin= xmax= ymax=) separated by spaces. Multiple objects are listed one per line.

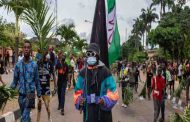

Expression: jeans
xmin=153 ymin=99 xmax=161 ymax=122
xmin=18 ymin=95 xmax=31 ymax=122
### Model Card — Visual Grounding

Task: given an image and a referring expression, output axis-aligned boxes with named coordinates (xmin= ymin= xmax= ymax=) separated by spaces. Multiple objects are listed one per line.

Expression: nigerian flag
xmin=107 ymin=0 xmax=121 ymax=65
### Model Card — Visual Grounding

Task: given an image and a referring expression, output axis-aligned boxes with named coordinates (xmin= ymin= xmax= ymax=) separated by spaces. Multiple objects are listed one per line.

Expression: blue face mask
xmin=87 ymin=56 xmax=97 ymax=65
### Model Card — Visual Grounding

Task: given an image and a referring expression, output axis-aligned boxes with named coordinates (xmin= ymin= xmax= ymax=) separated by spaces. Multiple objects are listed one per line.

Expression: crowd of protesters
xmin=0 ymin=41 xmax=86 ymax=121
xmin=116 ymin=59 xmax=190 ymax=122
xmin=1 ymin=41 xmax=190 ymax=122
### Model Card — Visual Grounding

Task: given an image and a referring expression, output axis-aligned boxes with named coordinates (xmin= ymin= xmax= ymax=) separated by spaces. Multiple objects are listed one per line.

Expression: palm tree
xmin=177 ymin=0 xmax=186 ymax=7
xmin=140 ymin=4 xmax=159 ymax=49
xmin=152 ymin=0 xmax=175 ymax=16
xmin=73 ymin=36 xmax=88 ymax=51
xmin=0 ymin=0 xmax=28 ymax=61
xmin=132 ymin=18 xmax=146 ymax=48
xmin=56 ymin=23 xmax=77 ymax=46
xmin=22 ymin=0 xmax=55 ymax=53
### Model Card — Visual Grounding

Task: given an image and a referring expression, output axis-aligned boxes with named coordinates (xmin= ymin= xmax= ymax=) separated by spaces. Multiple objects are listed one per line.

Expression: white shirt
xmin=18 ymin=56 xmax=23 ymax=62
xmin=178 ymin=64 xmax=182 ymax=76
xmin=70 ymin=59 xmax=75 ymax=68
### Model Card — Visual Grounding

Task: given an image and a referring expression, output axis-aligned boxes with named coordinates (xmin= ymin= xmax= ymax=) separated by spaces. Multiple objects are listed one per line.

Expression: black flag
xmin=90 ymin=0 xmax=109 ymax=67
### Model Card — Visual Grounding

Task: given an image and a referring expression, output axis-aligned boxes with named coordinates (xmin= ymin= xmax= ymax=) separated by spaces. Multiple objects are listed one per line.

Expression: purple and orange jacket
xmin=74 ymin=62 xmax=119 ymax=111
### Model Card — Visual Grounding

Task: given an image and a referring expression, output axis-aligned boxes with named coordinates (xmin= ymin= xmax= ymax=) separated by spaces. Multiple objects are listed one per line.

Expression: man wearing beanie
xmin=74 ymin=43 xmax=119 ymax=122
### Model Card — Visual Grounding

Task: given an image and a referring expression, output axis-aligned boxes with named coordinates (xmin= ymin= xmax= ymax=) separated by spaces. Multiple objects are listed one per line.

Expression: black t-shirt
xmin=147 ymin=72 xmax=153 ymax=87
xmin=56 ymin=60 xmax=69 ymax=79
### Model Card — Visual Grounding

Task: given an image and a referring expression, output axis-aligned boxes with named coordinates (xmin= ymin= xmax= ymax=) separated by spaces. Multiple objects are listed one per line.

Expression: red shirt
xmin=152 ymin=75 xmax=165 ymax=101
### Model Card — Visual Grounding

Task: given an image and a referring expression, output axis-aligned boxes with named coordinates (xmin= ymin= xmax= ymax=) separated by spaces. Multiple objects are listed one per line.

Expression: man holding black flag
xmin=74 ymin=43 xmax=119 ymax=122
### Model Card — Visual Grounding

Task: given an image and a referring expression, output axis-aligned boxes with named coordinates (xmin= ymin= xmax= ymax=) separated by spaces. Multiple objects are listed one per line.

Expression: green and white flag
xmin=107 ymin=0 xmax=121 ymax=65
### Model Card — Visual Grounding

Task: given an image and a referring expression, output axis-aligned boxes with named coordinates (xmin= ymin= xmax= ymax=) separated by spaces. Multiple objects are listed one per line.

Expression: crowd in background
xmin=117 ymin=59 xmax=190 ymax=122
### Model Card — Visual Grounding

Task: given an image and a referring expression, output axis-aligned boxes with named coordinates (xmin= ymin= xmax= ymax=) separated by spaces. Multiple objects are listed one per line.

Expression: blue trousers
xmin=18 ymin=95 xmax=31 ymax=122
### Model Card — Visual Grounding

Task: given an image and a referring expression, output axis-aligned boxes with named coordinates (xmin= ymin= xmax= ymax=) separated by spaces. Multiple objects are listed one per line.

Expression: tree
xmin=121 ymin=34 xmax=143 ymax=61
xmin=56 ymin=23 xmax=77 ymax=46
xmin=0 ymin=0 xmax=28 ymax=61
xmin=72 ymin=37 xmax=88 ymax=51
xmin=22 ymin=0 xmax=55 ymax=53
xmin=148 ymin=5 xmax=190 ymax=61
xmin=140 ymin=4 xmax=159 ymax=48
xmin=132 ymin=18 xmax=146 ymax=47
xmin=152 ymin=0 xmax=174 ymax=16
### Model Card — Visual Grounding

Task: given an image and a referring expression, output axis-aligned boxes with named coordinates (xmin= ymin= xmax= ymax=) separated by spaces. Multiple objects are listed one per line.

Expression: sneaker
xmin=121 ymin=103 xmax=125 ymax=107
xmin=61 ymin=109 xmax=64 ymax=115
xmin=159 ymin=118 xmax=164 ymax=122
xmin=57 ymin=106 xmax=60 ymax=110
xmin=123 ymin=104 xmax=128 ymax=108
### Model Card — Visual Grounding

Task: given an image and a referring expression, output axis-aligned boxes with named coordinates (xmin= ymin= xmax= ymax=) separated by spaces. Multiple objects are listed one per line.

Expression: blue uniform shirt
xmin=10 ymin=59 xmax=41 ymax=97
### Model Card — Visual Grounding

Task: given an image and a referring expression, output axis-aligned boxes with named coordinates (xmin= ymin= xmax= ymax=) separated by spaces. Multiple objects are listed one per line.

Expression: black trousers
xmin=57 ymin=79 xmax=67 ymax=110
xmin=121 ymin=82 xmax=127 ymax=101
xmin=154 ymin=99 xmax=165 ymax=122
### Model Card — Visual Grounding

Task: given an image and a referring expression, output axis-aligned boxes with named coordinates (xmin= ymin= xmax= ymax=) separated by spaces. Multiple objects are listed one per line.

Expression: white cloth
xmin=18 ymin=56 xmax=23 ymax=62
xmin=70 ymin=59 xmax=75 ymax=68
xmin=178 ymin=64 xmax=182 ymax=76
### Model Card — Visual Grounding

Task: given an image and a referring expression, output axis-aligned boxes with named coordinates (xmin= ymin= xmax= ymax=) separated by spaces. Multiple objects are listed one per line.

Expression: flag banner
xmin=90 ymin=0 xmax=120 ymax=67
xmin=107 ymin=0 xmax=121 ymax=65
xmin=90 ymin=0 xmax=109 ymax=67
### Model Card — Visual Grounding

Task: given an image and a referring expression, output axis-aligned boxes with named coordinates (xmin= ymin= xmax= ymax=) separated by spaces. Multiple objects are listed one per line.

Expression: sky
xmin=1 ymin=0 xmax=187 ymax=44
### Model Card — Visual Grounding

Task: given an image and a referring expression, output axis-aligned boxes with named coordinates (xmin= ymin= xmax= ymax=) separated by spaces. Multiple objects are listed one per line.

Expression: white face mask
xmin=87 ymin=56 xmax=97 ymax=65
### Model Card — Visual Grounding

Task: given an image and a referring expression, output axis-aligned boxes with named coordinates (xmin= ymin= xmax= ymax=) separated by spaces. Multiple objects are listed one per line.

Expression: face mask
xmin=87 ymin=56 xmax=97 ymax=65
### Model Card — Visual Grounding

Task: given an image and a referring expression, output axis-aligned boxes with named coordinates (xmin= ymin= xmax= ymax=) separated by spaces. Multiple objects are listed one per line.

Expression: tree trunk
xmin=143 ymin=34 xmax=145 ymax=49
xmin=163 ymin=1 xmax=166 ymax=15
xmin=160 ymin=0 xmax=163 ymax=17
xmin=15 ymin=16 xmax=19 ymax=63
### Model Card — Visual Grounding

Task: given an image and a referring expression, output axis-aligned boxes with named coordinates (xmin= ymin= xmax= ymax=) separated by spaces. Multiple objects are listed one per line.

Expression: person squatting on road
xmin=152 ymin=67 xmax=166 ymax=122
xmin=74 ymin=43 xmax=119 ymax=122
xmin=10 ymin=41 xmax=42 ymax=122
xmin=56 ymin=51 xmax=69 ymax=115
xmin=37 ymin=52 xmax=53 ymax=121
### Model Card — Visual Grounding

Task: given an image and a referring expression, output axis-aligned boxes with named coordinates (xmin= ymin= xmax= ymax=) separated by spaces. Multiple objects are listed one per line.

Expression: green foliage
xmin=122 ymin=34 xmax=143 ymax=61
xmin=22 ymin=0 xmax=55 ymax=54
xmin=57 ymin=23 xmax=77 ymax=46
xmin=0 ymin=85 xmax=18 ymax=111
xmin=174 ymin=78 xmax=188 ymax=98
xmin=133 ymin=51 xmax=148 ymax=62
xmin=139 ymin=82 xmax=146 ymax=98
xmin=156 ymin=48 xmax=171 ymax=60
xmin=0 ymin=17 xmax=15 ymax=48
xmin=170 ymin=107 xmax=190 ymax=122
xmin=123 ymin=87 xmax=133 ymax=105
xmin=170 ymin=113 xmax=183 ymax=122
xmin=148 ymin=5 xmax=190 ymax=60
xmin=56 ymin=23 xmax=87 ymax=54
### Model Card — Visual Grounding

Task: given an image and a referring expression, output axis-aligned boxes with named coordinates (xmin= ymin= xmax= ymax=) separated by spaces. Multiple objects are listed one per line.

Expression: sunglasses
xmin=86 ymin=51 xmax=97 ymax=57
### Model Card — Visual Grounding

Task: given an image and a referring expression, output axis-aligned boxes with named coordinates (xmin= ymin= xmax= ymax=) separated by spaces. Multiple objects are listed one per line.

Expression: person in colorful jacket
xmin=74 ymin=43 xmax=119 ymax=122
xmin=10 ymin=41 xmax=42 ymax=122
